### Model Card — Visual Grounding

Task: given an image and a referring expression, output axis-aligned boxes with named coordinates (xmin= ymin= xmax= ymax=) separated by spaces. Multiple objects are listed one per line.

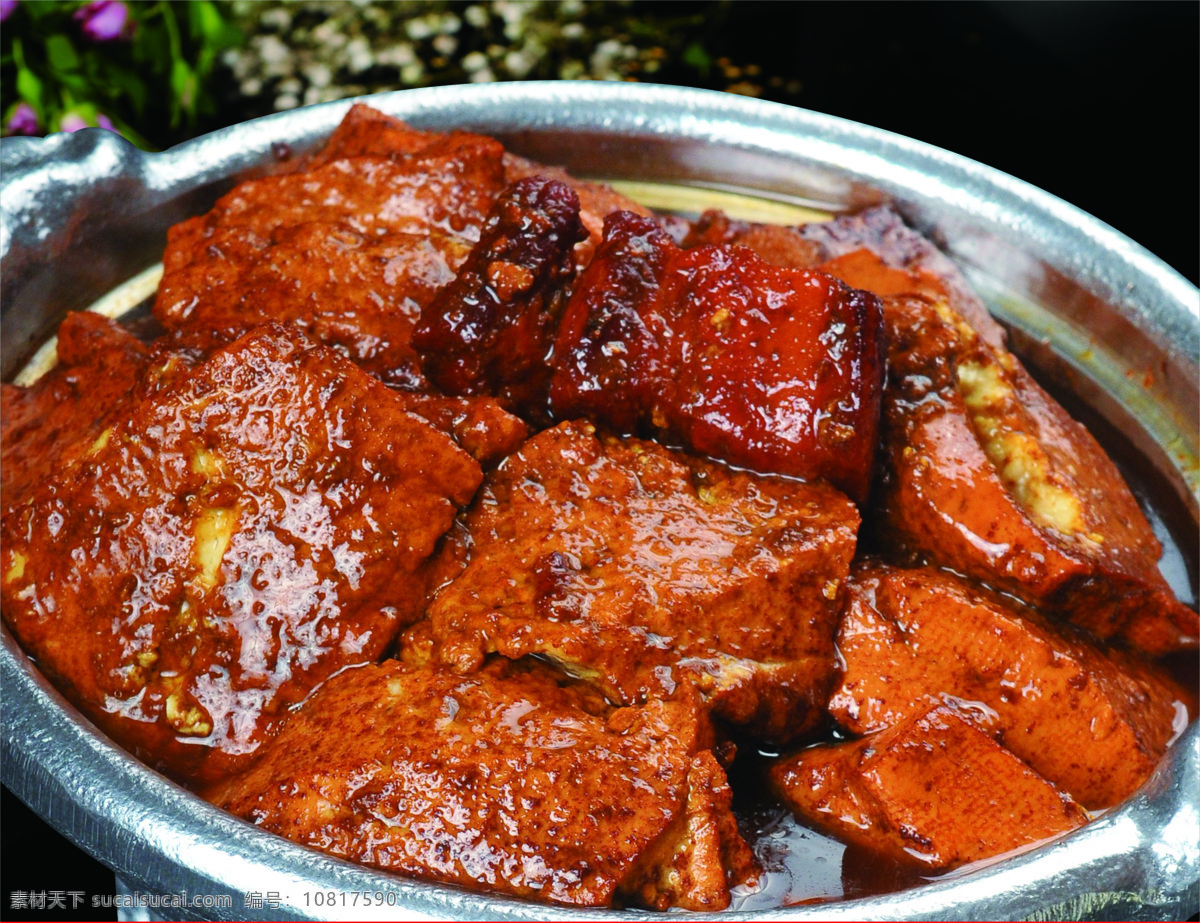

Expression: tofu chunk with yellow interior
xmin=1 ymin=325 xmax=482 ymax=782
xmin=204 ymin=658 xmax=757 ymax=910
xmin=876 ymin=293 xmax=1197 ymax=654
xmin=770 ymin=706 xmax=1088 ymax=871
xmin=426 ymin=420 xmax=859 ymax=742
xmin=829 ymin=562 xmax=1194 ymax=809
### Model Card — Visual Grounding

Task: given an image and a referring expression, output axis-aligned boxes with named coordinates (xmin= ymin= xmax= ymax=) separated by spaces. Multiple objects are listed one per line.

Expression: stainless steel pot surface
xmin=2 ymin=81 xmax=1197 ymax=921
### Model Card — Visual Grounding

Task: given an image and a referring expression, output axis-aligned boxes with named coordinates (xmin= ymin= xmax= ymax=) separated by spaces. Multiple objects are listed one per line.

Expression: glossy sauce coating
xmin=550 ymin=212 xmax=886 ymax=503
xmin=155 ymin=125 xmax=507 ymax=388
xmin=392 ymin=391 xmax=530 ymax=467
xmin=412 ymin=175 xmax=587 ymax=407
xmin=877 ymin=294 xmax=1197 ymax=654
xmin=503 ymin=153 xmax=654 ymax=269
xmin=830 ymin=561 xmax=1194 ymax=809
xmin=312 ymin=103 xmax=653 ymax=259
xmin=771 ymin=705 xmax=1088 ymax=870
xmin=426 ymin=420 xmax=858 ymax=742
xmin=205 ymin=658 xmax=757 ymax=910
xmin=1 ymin=326 xmax=482 ymax=781
xmin=1 ymin=312 xmax=149 ymax=509
xmin=686 ymin=204 xmax=1009 ymax=351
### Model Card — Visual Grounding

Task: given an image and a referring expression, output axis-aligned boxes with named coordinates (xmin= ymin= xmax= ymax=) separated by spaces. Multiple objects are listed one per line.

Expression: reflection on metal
xmin=606 ymin=179 xmax=832 ymax=224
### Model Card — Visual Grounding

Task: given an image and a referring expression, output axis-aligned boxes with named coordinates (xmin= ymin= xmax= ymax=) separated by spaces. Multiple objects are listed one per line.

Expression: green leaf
xmin=132 ymin=20 xmax=172 ymax=73
xmin=170 ymin=58 xmax=196 ymax=125
xmin=189 ymin=1 xmax=219 ymax=40
xmin=682 ymin=43 xmax=711 ymax=77
xmin=51 ymin=70 xmax=90 ymax=94
xmin=21 ymin=1 xmax=56 ymax=21
xmin=16 ymin=66 xmax=43 ymax=110
xmin=44 ymin=34 xmax=81 ymax=73
xmin=105 ymin=63 xmax=149 ymax=116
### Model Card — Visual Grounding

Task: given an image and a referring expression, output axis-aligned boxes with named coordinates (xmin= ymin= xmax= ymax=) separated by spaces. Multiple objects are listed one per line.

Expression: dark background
xmin=3 ymin=2 xmax=1196 ymax=919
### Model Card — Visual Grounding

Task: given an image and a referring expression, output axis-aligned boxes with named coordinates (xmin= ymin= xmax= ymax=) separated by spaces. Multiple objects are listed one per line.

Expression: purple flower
xmin=60 ymin=113 xmax=89 ymax=133
xmin=96 ymin=113 xmax=117 ymax=132
xmin=5 ymin=103 xmax=39 ymax=136
xmin=74 ymin=0 xmax=132 ymax=42
xmin=0 ymin=1 xmax=18 ymax=23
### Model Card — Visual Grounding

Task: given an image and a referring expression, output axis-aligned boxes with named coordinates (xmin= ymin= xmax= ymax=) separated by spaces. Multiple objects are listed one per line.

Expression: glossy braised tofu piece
xmin=686 ymin=205 xmax=1008 ymax=350
xmin=1 ymin=326 xmax=482 ymax=782
xmin=393 ymin=392 xmax=530 ymax=467
xmin=304 ymin=102 xmax=474 ymax=165
xmin=550 ymin=212 xmax=886 ymax=503
xmin=307 ymin=103 xmax=648 ymax=267
xmin=771 ymin=706 xmax=1088 ymax=871
xmin=154 ymin=112 xmax=507 ymax=389
xmin=204 ymin=659 xmax=757 ymax=910
xmin=1 ymin=312 xmax=150 ymax=510
xmin=412 ymin=176 xmax=587 ymax=408
xmin=830 ymin=562 xmax=1193 ymax=809
xmin=426 ymin=420 xmax=859 ymax=742
xmin=877 ymin=295 xmax=1197 ymax=654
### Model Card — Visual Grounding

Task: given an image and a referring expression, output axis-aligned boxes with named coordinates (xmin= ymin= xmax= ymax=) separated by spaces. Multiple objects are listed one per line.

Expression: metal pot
xmin=2 ymin=82 xmax=1197 ymax=921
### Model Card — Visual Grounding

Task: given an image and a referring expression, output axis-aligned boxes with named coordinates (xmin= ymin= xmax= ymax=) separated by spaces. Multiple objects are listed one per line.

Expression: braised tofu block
xmin=771 ymin=706 xmax=1088 ymax=871
xmin=878 ymin=295 xmax=1197 ymax=654
xmin=1 ymin=312 xmax=149 ymax=509
xmin=550 ymin=212 xmax=886 ymax=502
xmin=1 ymin=326 xmax=482 ymax=782
xmin=427 ymin=420 xmax=859 ymax=741
xmin=304 ymin=102 xmax=467 ymax=165
xmin=393 ymin=392 xmax=529 ymax=467
xmin=830 ymin=562 xmax=1194 ymax=808
xmin=308 ymin=103 xmax=647 ymax=267
xmin=155 ymin=113 xmax=507 ymax=388
xmin=412 ymin=176 xmax=587 ymax=407
xmin=204 ymin=659 xmax=757 ymax=910
xmin=801 ymin=205 xmax=1009 ymax=350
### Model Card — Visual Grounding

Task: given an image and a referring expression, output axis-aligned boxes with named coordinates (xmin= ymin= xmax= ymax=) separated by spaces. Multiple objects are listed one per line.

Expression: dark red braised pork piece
xmin=205 ymin=658 xmax=757 ymax=910
xmin=412 ymin=176 xmax=588 ymax=408
xmin=1 ymin=312 xmax=150 ymax=510
xmin=503 ymin=153 xmax=654 ymax=268
xmin=830 ymin=561 xmax=1194 ymax=809
xmin=1 ymin=325 xmax=482 ymax=782
xmin=686 ymin=204 xmax=1009 ymax=350
xmin=550 ymin=212 xmax=886 ymax=503
xmin=771 ymin=705 xmax=1088 ymax=871
xmin=154 ymin=115 xmax=507 ymax=389
xmin=425 ymin=420 xmax=859 ymax=742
